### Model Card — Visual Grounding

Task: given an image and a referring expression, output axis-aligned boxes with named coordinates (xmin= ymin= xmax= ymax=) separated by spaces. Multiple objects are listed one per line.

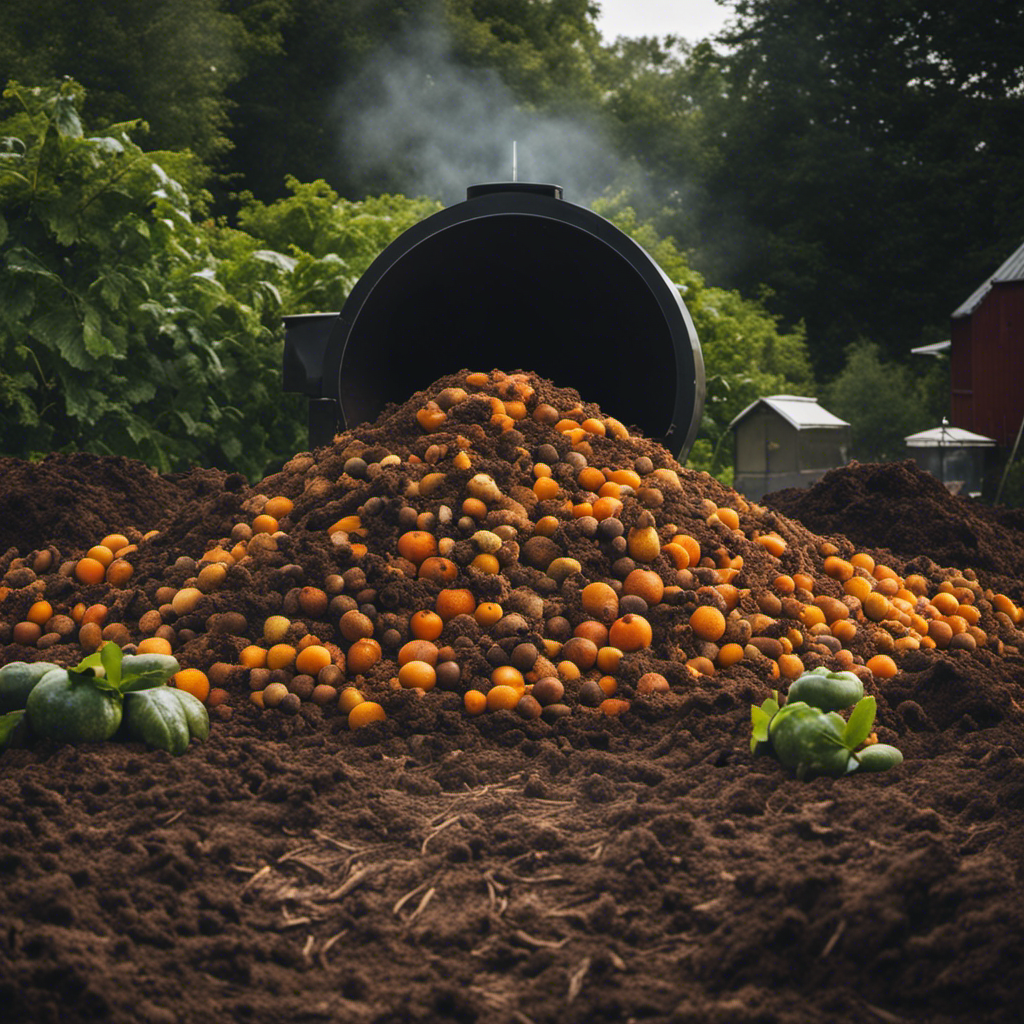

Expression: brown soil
xmin=2 ymin=373 xmax=1023 ymax=1024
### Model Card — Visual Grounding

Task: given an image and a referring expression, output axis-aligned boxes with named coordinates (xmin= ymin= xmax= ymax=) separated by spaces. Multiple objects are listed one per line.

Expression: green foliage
xmin=0 ymin=0 xmax=265 ymax=162
xmin=594 ymin=198 xmax=813 ymax=481
xmin=444 ymin=0 xmax=603 ymax=107
xmin=234 ymin=179 xmax=442 ymax=313
xmin=0 ymin=79 xmax=304 ymax=478
xmin=821 ymin=342 xmax=937 ymax=462
xmin=0 ymin=80 xmax=447 ymax=478
xmin=751 ymin=677 xmax=903 ymax=780
xmin=693 ymin=0 xmax=1024 ymax=373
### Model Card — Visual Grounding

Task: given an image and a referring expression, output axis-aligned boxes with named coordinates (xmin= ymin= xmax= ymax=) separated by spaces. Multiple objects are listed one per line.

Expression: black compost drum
xmin=283 ymin=182 xmax=705 ymax=461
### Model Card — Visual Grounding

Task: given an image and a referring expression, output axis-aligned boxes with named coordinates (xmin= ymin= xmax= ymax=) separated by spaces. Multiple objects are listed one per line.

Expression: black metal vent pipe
xmin=283 ymin=182 xmax=705 ymax=460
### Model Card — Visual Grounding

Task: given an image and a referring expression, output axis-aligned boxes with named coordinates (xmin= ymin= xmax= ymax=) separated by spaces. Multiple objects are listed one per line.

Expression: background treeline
xmin=2 ymin=0 xmax=1023 ymax=486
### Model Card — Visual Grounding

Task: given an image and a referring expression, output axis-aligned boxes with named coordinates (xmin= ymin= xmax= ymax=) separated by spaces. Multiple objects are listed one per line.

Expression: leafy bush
xmin=0 ymin=79 xmax=305 ymax=477
xmin=0 ymin=81 xmax=441 ymax=479
xmin=234 ymin=179 xmax=442 ymax=314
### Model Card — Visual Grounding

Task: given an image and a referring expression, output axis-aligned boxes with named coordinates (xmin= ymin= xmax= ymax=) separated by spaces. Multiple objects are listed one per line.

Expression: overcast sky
xmin=595 ymin=0 xmax=733 ymax=43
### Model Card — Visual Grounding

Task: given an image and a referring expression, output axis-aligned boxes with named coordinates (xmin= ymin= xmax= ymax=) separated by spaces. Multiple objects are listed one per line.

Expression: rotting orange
xmin=348 ymin=702 xmax=386 ymax=729
xmin=581 ymin=582 xmax=619 ymax=621
xmin=436 ymin=589 xmax=476 ymax=621
xmin=397 ymin=530 xmax=437 ymax=565
xmin=264 ymin=496 xmax=294 ymax=519
xmin=295 ymin=644 xmax=332 ymax=676
xmin=464 ymin=690 xmax=487 ymax=716
xmin=137 ymin=637 xmax=173 ymax=656
xmin=410 ymin=610 xmax=444 ymax=641
xmin=26 ymin=601 xmax=53 ymax=626
xmin=689 ymin=605 xmax=726 ymax=642
xmin=399 ymin=660 xmax=436 ymax=690
xmin=623 ymin=569 xmax=664 ymax=606
xmin=172 ymin=668 xmax=210 ymax=703
xmin=866 ymin=654 xmax=898 ymax=679
xmin=266 ymin=644 xmax=297 ymax=671
xmin=239 ymin=645 xmax=267 ymax=669
xmin=473 ymin=602 xmax=503 ymax=627
xmin=486 ymin=684 xmax=520 ymax=711
xmin=609 ymin=613 xmax=653 ymax=652
xmin=75 ymin=557 xmax=107 ymax=585
xmin=252 ymin=514 xmax=278 ymax=535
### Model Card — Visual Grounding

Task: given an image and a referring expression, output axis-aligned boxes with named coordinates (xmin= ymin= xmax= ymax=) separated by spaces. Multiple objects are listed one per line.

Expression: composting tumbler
xmin=283 ymin=182 xmax=706 ymax=461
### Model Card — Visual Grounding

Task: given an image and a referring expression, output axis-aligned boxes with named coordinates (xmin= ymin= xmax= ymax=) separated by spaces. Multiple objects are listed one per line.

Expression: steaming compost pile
xmin=2 ymin=370 xmax=1023 ymax=1024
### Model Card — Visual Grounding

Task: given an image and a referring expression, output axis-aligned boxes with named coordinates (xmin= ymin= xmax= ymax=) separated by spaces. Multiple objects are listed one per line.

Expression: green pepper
xmin=851 ymin=743 xmax=904 ymax=772
xmin=786 ymin=667 xmax=864 ymax=711
xmin=0 ymin=661 xmax=62 ymax=713
xmin=768 ymin=701 xmax=853 ymax=778
xmin=124 ymin=686 xmax=209 ymax=755
xmin=26 ymin=667 xmax=123 ymax=743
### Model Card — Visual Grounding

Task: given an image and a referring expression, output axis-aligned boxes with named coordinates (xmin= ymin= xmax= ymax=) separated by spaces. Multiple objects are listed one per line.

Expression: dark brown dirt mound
xmin=765 ymin=460 xmax=1024 ymax=599
xmin=0 ymin=453 xmax=241 ymax=560
xmin=2 ymin=377 xmax=1024 ymax=1024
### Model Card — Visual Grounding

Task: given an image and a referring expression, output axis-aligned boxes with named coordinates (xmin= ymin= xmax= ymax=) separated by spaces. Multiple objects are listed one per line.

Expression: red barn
xmin=950 ymin=241 xmax=1024 ymax=446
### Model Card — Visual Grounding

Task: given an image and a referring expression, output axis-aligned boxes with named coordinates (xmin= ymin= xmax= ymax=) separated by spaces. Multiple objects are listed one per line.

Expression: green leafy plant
xmin=750 ymin=673 xmax=903 ymax=779
xmin=0 ymin=79 xmax=305 ymax=478
xmin=3 ymin=642 xmax=209 ymax=755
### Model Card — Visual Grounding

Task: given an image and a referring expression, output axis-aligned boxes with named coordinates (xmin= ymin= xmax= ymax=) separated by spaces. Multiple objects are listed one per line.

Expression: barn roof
xmin=952 ymin=238 xmax=1024 ymax=319
xmin=728 ymin=395 xmax=850 ymax=431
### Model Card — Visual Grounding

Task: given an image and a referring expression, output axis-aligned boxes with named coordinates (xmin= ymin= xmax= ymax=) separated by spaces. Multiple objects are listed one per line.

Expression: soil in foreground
xmin=1 ymin=372 xmax=1023 ymax=1024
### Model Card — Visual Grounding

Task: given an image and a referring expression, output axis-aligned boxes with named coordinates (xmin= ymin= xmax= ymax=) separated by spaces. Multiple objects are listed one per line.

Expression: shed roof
xmin=905 ymin=425 xmax=996 ymax=448
xmin=729 ymin=395 xmax=850 ymax=431
xmin=952 ymin=239 xmax=1024 ymax=319
xmin=910 ymin=340 xmax=951 ymax=356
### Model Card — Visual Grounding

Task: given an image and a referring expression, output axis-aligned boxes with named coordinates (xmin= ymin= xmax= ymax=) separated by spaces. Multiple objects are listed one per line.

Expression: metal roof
xmin=729 ymin=395 xmax=850 ymax=431
xmin=910 ymin=340 xmax=951 ymax=356
xmin=952 ymin=239 xmax=1024 ymax=319
xmin=905 ymin=425 xmax=996 ymax=448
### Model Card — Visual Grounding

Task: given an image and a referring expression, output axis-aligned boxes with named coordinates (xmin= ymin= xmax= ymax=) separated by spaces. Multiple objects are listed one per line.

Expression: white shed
xmin=730 ymin=395 xmax=851 ymax=500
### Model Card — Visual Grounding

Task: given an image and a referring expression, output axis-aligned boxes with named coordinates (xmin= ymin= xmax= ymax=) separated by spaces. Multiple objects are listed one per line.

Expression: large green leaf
xmin=32 ymin=306 xmax=89 ymax=369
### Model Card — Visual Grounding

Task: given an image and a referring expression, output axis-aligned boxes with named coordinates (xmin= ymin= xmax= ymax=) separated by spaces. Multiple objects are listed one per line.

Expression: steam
xmin=337 ymin=18 xmax=639 ymax=207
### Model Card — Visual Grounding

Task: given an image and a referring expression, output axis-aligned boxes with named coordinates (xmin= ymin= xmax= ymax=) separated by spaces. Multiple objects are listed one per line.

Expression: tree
xmin=0 ymin=80 xmax=303 ymax=477
xmin=821 ymin=341 xmax=939 ymax=462
xmin=0 ymin=0 xmax=276 ymax=163
xmin=691 ymin=0 xmax=1024 ymax=376
xmin=595 ymin=197 xmax=814 ymax=480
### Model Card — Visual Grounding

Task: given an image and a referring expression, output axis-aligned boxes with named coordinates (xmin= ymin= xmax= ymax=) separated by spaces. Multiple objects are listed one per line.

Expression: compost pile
xmin=2 ymin=370 xmax=1024 ymax=1024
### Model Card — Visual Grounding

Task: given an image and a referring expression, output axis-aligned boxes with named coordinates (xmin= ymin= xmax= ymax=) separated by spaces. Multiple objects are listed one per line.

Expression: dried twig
xmin=311 ymin=830 xmax=360 ymax=852
xmin=405 ymin=886 xmax=436 ymax=924
xmin=287 ymin=858 xmax=329 ymax=881
xmin=241 ymin=864 xmax=271 ymax=891
xmin=317 ymin=929 xmax=348 ymax=968
xmin=421 ymin=816 xmax=461 ymax=854
xmin=512 ymin=929 xmax=569 ymax=950
xmin=393 ymin=880 xmax=431 ymax=916
xmin=820 ymin=919 xmax=846 ymax=958
xmin=567 ymin=957 xmax=591 ymax=1002
xmin=276 ymin=844 xmax=318 ymax=863
xmin=864 ymin=1003 xmax=906 ymax=1024
xmin=326 ymin=862 xmax=383 ymax=900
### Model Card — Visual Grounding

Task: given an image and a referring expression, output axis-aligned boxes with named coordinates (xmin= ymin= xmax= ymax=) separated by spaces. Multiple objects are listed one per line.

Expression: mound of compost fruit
xmin=765 ymin=460 xmax=1024 ymax=597
xmin=2 ymin=371 xmax=1023 ymax=1024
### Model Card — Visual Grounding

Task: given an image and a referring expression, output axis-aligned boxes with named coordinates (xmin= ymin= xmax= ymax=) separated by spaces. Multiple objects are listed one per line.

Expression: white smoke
xmin=336 ymin=17 xmax=640 ymax=206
